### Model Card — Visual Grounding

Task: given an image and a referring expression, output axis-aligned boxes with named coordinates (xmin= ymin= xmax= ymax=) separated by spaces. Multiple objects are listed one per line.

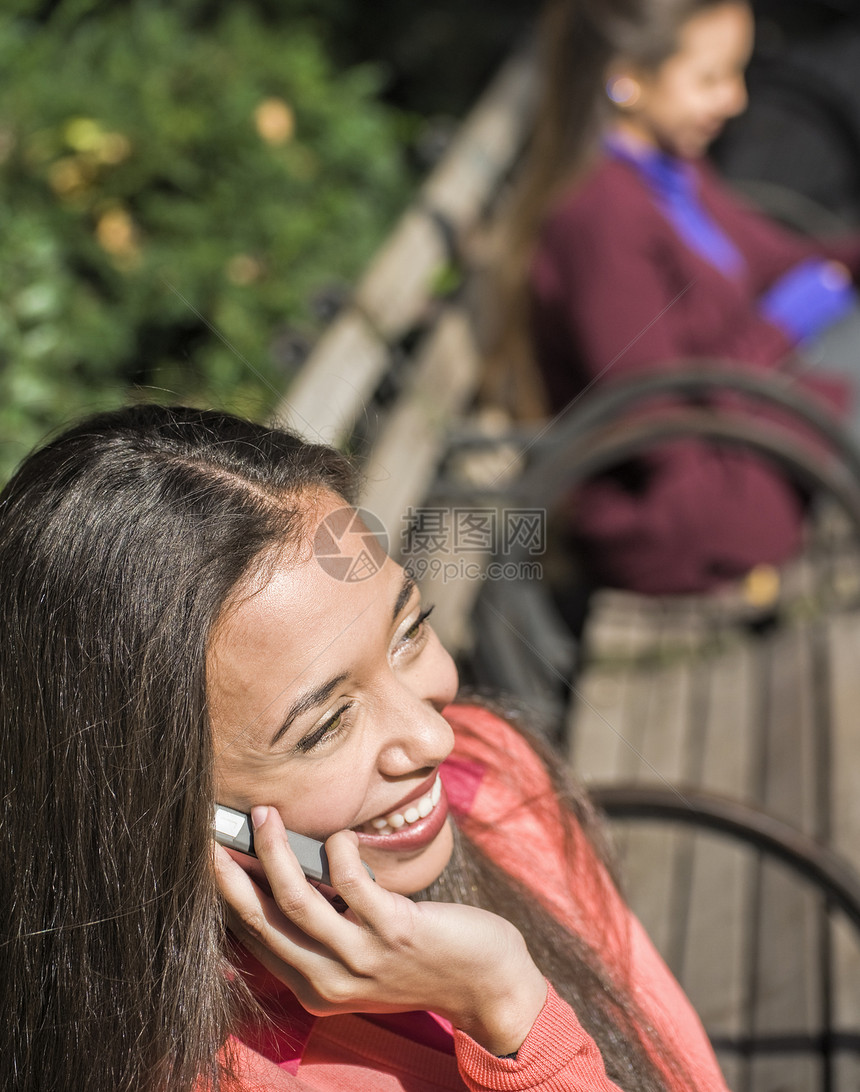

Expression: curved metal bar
xmin=511 ymin=407 xmax=860 ymax=555
xmin=527 ymin=363 xmax=860 ymax=488
xmin=437 ymin=365 xmax=860 ymax=520
xmin=463 ymin=405 xmax=860 ymax=708
xmin=590 ymin=783 xmax=860 ymax=934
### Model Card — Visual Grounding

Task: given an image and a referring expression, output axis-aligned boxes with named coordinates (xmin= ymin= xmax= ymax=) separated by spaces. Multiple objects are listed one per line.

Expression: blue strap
xmin=605 ymin=137 xmax=746 ymax=278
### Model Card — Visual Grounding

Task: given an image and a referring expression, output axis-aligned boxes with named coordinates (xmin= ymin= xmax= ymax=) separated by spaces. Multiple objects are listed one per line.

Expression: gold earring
xmin=606 ymin=76 xmax=641 ymax=108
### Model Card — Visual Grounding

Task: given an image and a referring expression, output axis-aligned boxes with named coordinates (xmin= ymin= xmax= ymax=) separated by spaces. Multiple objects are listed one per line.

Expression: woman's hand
xmin=213 ymin=806 xmax=547 ymax=1056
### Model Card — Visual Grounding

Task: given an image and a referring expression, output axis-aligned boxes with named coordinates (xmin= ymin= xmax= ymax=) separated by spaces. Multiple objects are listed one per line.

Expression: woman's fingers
xmin=214 ymin=851 xmax=335 ymax=1009
xmin=247 ymin=807 xmax=331 ymax=930
xmin=213 ymin=842 xmax=317 ymax=953
xmin=214 ymin=833 xmax=390 ymax=1016
xmin=322 ymin=829 xmax=393 ymax=923
xmin=214 ymin=818 xmax=548 ymax=1039
xmin=213 ymin=809 xmax=378 ymax=959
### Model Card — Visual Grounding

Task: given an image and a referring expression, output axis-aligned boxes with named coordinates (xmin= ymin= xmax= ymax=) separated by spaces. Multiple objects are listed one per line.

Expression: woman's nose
xmin=376 ymin=693 xmax=456 ymax=778
xmin=416 ymin=635 xmax=459 ymax=710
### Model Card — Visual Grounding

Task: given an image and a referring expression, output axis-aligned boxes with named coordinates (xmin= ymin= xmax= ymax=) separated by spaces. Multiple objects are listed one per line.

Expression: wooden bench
xmin=572 ymin=598 xmax=860 ymax=1092
xmin=458 ymin=363 xmax=860 ymax=713
xmin=550 ymin=384 xmax=860 ymax=1090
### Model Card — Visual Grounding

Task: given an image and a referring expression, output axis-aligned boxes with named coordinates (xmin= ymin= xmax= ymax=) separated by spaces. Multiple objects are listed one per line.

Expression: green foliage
xmin=0 ymin=2 xmax=410 ymax=480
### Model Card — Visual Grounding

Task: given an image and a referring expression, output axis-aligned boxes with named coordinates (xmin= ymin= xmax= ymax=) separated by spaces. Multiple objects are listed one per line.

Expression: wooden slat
xmin=353 ymin=209 xmax=447 ymax=340
xmin=360 ymin=307 xmax=480 ymax=541
xmin=567 ymin=596 xmax=663 ymax=783
xmin=827 ymin=612 xmax=860 ymax=1038
xmin=697 ymin=641 xmax=757 ymax=800
xmin=273 ymin=49 xmax=537 ymax=447
xmin=635 ymin=619 xmax=700 ymax=972
xmin=749 ymin=864 xmax=823 ymax=1092
xmin=682 ymin=836 xmax=754 ymax=1076
xmin=743 ymin=627 xmax=820 ymax=1090
xmin=831 ymin=910 xmax=860 ymax=1053
xmin=680 ymin=645 xmax=756 ymax=1059
xmin=422 ymin=50 xmax=536 ymax=228
xmin=595 ymin=612 xmax=696 ymax=961
xmin=274 ymin=309 xmax=387 ymax=444
xmin=567 ymin=669 xmax=636 ymax=785
xmin=828 ymin=612 xmax=860 ymax=873
xmin=615 ymin=823 xmax=680 ymax=961
xmin=834 ymin=1051 xmax=860 ymax=1092
xmin=356 ymin=53 xmax=537 ymax=337
xmin=759 ymin=625 xmax=817 ymax=832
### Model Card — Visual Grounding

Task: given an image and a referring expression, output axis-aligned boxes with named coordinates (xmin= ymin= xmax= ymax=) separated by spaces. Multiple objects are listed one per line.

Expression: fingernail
xmin=251 ymin=805 xmax=269 ymax=830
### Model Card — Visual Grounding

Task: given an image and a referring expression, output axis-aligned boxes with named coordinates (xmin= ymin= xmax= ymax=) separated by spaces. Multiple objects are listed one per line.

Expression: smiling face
xmin=208 ymin=490 xmax=460 ymax=895
xmin=612 ymin=1 xmax=754 ymax=159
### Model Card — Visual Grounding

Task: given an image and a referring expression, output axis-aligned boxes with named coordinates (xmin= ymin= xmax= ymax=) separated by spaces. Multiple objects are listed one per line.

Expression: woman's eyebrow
xmin=270 ymin=672 xmax=348 ymax=747
xmin=392 ymin=572 xmax=417 ymax=621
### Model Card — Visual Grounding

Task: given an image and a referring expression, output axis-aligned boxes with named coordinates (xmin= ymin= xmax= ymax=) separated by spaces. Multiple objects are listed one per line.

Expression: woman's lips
xmin=354 ymin=773 xmax=449 ymax=852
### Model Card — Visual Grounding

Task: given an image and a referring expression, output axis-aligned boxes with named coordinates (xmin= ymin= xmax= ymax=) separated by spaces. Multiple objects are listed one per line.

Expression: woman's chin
xmin=362 ymin=818 xmax=454 ymax=896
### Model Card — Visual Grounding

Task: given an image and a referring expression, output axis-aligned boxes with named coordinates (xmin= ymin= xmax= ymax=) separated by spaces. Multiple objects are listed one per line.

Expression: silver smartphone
xmin=214 ymin=803 xmax=334 ymax=885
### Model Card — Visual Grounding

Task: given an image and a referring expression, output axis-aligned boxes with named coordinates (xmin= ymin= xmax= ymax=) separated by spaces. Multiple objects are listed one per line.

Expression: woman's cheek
xmin=280 ymin=770 xmax=368 ymax=839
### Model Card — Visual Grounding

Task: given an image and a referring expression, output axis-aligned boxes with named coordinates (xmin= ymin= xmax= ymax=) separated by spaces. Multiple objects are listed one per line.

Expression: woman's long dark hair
xmin=483 ymin=0 xmax=745 ymax=416
xmin=0 ymin=405 xmax=355 ymax=1092
xmin=2 ymin=405 xmax=685 ymax=1091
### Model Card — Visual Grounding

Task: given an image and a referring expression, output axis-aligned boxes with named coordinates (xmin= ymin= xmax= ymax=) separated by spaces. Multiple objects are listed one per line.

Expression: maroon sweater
xmin=530 ymin=154 xmax=860 ymax=594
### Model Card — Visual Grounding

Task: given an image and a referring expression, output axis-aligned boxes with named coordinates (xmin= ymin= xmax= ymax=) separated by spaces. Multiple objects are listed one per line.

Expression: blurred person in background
xmin=488 ymin=0 xmax=860 ymax=595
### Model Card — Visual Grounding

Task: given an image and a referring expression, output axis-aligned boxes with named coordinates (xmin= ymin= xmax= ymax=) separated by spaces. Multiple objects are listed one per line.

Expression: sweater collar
xmin=603 ymin=133 xmax=695 ymax=201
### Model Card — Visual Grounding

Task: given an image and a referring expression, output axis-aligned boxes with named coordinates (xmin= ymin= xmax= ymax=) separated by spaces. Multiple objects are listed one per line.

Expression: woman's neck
xmin=608 ymin=119 xmax=659 ymax=155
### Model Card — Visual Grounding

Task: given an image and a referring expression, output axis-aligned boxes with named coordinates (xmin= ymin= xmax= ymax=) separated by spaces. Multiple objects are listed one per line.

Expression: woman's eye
xmin=399 ymin=605 xmax=435 ymax=647
xmin=297 ymin=703 xmax=352 ymax=754
xmin=391 ymin=603 xmax=435 ymax=661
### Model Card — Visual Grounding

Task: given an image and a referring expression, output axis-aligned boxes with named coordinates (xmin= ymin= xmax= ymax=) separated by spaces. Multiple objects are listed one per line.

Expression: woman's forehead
xmin=210 ymin=527 xmax=408 ymax=678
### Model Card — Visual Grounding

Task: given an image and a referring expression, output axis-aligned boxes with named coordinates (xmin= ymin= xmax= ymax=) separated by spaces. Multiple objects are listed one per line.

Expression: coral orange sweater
xmin=224 ymin=705 xmax=729 ymax=1091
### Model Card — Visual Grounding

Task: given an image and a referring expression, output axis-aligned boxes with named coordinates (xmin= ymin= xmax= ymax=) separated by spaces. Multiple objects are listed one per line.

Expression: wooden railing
xmin=272 ymin=48 xmax=537 ymax=542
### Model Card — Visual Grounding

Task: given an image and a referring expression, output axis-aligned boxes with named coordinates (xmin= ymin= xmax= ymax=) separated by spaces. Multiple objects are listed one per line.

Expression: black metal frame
xmin=449 ymin=364 xmax=860 ymax=725
xmin=591 ymin=784 xmax=860 ymax=931
xmin=592 ymin=784 xmax=860 ymax=1092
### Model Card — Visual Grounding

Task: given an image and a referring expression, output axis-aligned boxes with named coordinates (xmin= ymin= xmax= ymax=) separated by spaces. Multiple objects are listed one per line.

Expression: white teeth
xmin=365 ymin=774 xmax=442 ymax=835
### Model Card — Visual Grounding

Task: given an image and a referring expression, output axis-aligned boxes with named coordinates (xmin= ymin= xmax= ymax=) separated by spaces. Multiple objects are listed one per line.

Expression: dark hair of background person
xmin=483 ymin=0 xmax=745 ymax=417
xmin=1 ymin=404 xmax=682 ymax=1091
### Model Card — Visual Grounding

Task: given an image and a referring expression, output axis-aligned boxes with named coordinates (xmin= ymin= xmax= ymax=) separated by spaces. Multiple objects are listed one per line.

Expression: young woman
xmin=0 ymin=405 xmax=730 ymax=1091
xmin=489 ymin=0 xmax=860 ymax=595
